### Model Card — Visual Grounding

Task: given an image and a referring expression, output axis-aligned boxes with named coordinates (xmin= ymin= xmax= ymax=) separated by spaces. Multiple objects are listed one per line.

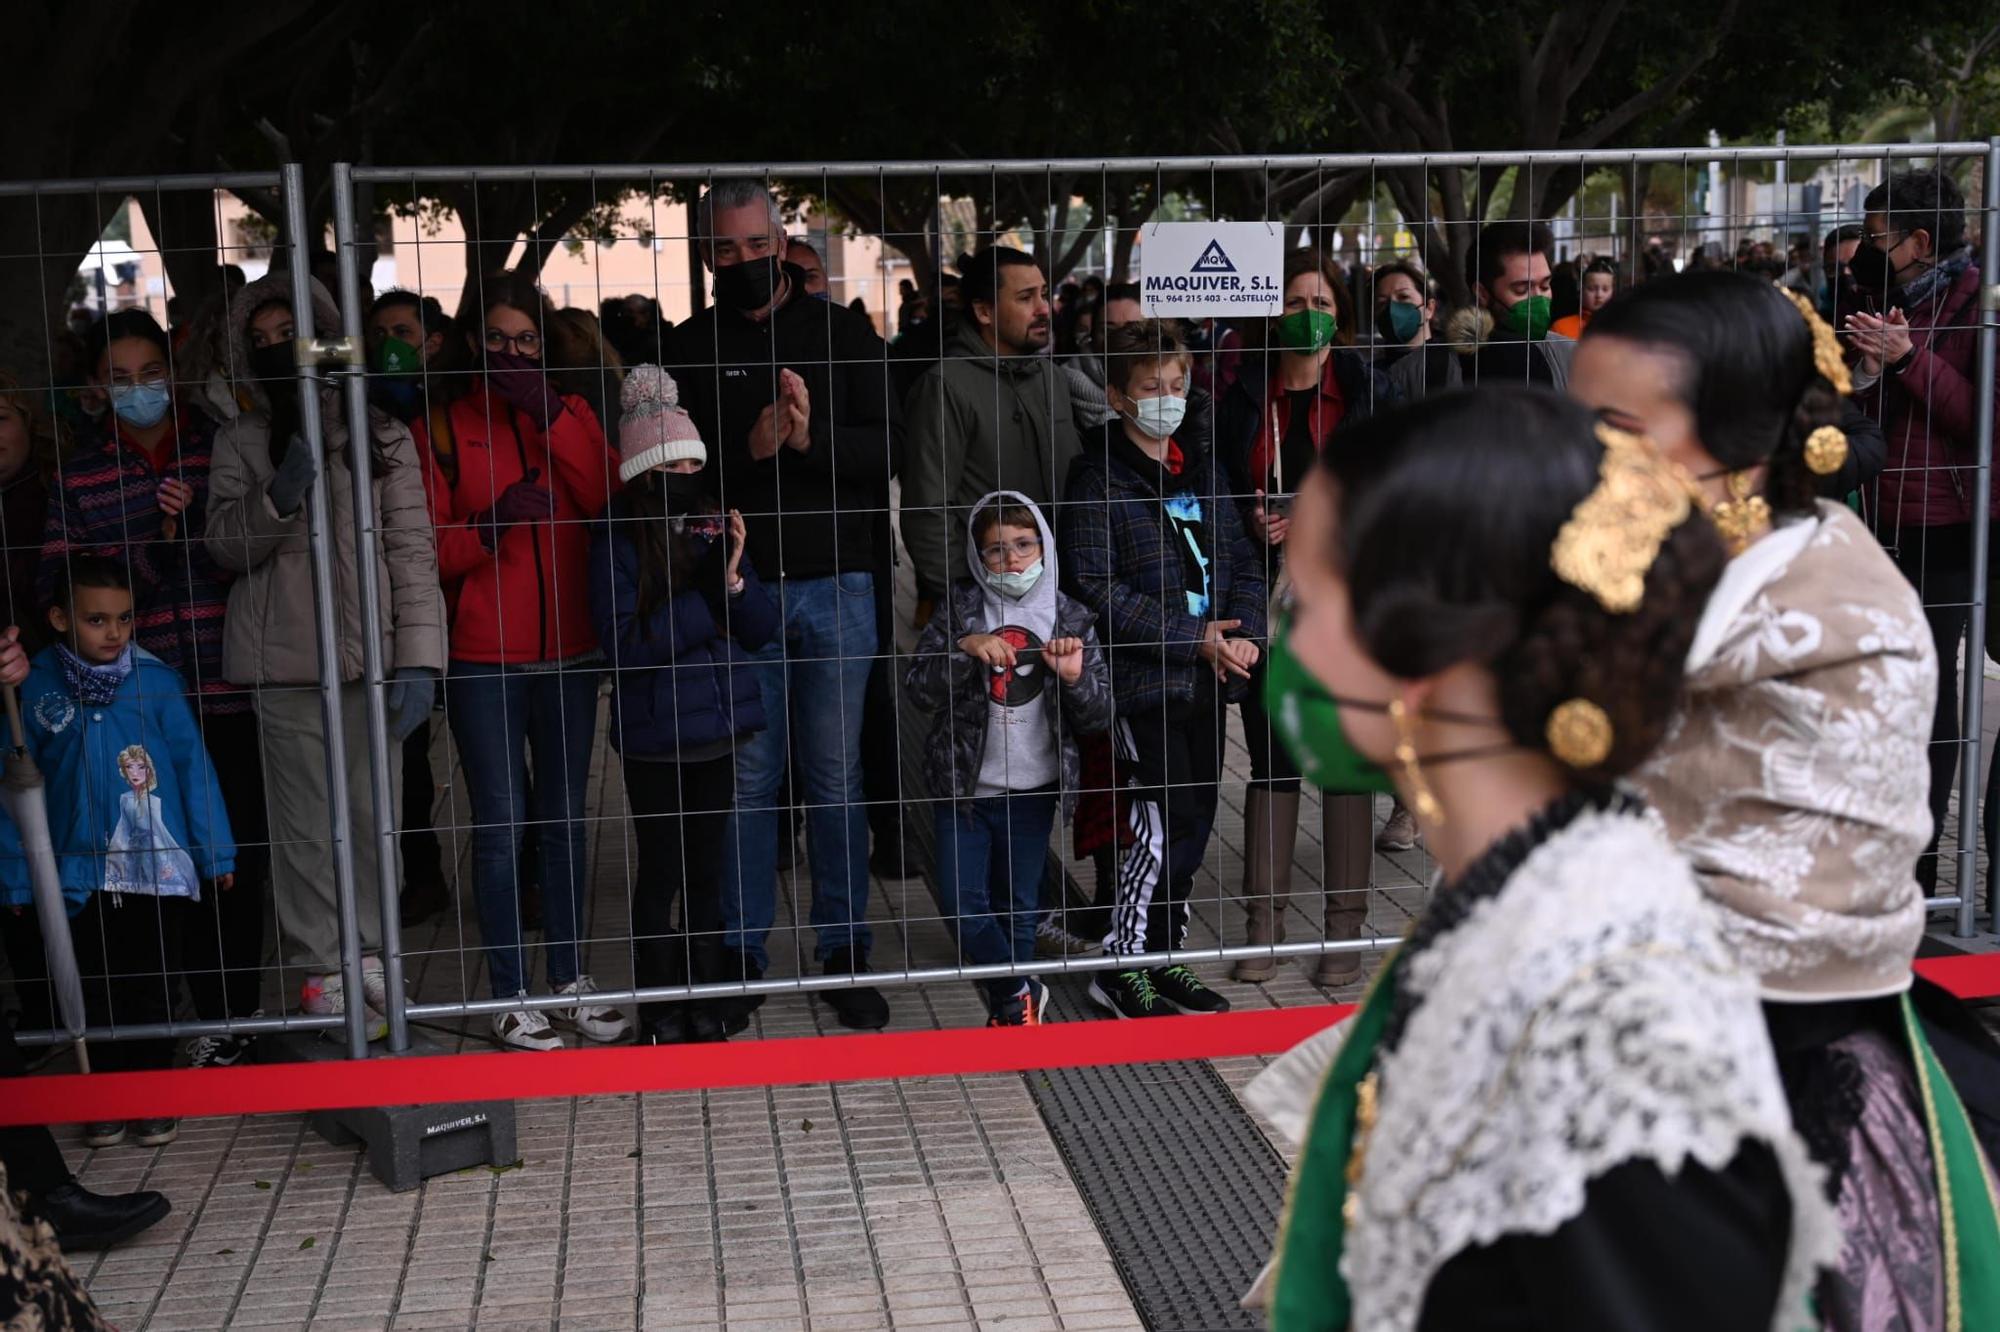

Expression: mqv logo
xmin=1190 ymin=240 xmax=1236 ymax=273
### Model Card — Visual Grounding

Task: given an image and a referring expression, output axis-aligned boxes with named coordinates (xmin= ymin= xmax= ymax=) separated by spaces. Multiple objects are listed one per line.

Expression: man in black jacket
xmin=665 ymin=181 xmax=897 ymax=1029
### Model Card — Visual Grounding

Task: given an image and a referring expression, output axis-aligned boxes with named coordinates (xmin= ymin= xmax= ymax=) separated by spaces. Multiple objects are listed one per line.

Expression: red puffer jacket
xmin=1867 ymin=263 xmax=2000 ymax=532
xmin=415 ymin=381 xmax=622 ymax=664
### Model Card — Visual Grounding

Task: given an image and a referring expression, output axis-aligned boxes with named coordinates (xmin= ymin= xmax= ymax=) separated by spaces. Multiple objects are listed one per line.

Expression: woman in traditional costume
xmin=1249 ymin=385 xmax=1839 ymax=1330
xmin=1571 ymin=269 xmax=2000 ymax=1330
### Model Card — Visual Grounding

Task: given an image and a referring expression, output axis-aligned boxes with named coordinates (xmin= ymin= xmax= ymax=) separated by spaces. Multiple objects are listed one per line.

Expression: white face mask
xmin=1122 ymin=392 xmax=1187 ymax=440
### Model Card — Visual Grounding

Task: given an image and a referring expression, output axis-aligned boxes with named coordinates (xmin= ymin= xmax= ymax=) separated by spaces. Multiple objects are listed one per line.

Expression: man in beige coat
xmin=204 ymin=273 xmax=446 ymax=1036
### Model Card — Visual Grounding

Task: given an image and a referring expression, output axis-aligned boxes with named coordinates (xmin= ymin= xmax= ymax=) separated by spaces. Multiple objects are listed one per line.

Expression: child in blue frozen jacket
xmin=24 ymin=554 xmax=234 ymax=1147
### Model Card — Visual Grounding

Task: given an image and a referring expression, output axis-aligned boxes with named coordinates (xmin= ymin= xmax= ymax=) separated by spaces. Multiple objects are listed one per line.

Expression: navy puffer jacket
xmin=588 ymin=498 xmax=781 ymax=759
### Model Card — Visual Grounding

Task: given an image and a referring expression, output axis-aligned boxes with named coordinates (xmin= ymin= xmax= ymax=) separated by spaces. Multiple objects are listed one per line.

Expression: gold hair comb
xmin=1550 ymin=424 xmax=1700 ymax=614
xmin=1782 ymin=289 xmax=1852 ymax=395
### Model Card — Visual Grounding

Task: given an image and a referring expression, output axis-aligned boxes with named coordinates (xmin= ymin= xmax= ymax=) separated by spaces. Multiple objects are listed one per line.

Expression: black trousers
xmin=402 ymin=717 xmax=445 ymax=889
xmin=1110 ymin=681 xmax=1226 ymax=955
xmin=623 ymin=751 xmax=735 ymax=1029
xmin=0 ymin=1020 xmax=67 ymax=1198
xmin=184 ymin=710 xmax=267 ymax=1021
xmin=0 ymin=907 xmax=54 ymax=1036
xmin=72 ymin=893 xmax=186 ymax=1075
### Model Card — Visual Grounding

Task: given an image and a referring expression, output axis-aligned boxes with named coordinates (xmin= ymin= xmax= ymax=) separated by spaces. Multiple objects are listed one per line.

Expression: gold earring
xmin=1388 ymin=699 xmax=1442 ymax=827
xmin=1706 ymin=470 xmax=1771 ymax=555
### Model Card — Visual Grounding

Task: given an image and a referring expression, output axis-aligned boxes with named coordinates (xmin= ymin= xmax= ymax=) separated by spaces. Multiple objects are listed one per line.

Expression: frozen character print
xmin=103 ymin=743 xmax=199 ymax=897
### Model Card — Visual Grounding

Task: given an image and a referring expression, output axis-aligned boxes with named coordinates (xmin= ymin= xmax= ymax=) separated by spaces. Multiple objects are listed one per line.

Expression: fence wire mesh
xmin=2 ymin=139 xmax=1995 ymax=1069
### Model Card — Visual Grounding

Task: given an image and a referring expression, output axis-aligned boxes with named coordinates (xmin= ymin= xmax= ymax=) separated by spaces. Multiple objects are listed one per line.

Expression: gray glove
xmin=267 ymin=436 xmax=318 ymax=517
xmin=384 ymin=667 xmax=438 ymax=743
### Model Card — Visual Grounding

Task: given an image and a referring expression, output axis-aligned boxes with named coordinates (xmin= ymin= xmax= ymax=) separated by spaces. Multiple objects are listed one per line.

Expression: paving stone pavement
xmin=38 ymin=686 xmax=2000 ymax=1329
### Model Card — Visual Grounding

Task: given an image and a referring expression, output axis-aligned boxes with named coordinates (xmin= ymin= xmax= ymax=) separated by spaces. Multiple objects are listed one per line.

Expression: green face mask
xmin=1273 ymin=309 xmax=1339 ymax=353
xmin=1263 ymin=609 xmax=1394 ymax=795
xmin=373 ymin=336 xmax=422 ymax=375
xmin=1497 ymin=294 xmax=1552 ymax=341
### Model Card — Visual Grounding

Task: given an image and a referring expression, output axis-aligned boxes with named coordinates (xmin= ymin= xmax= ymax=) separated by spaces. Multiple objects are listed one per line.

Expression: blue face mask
xmin=109 ymin=381 xmax=171 ymax=429
xmin=987 ymin=560 xmax=1044 ymax=598
xmin=808 ymin=290 xmax=832 ymax=302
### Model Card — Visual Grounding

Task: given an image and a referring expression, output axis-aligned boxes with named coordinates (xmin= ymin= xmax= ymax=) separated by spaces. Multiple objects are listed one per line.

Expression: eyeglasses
xmin=1862 ymin=229 xmax=1905 ymax=249
xmin=485 ymin=329 xmax=542 ymax=355
xmin=980 ymin=537 xmax=1042 ymax=564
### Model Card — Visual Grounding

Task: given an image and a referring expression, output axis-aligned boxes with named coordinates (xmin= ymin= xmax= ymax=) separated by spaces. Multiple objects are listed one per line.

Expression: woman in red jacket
xmin=416 ymin=270 xmax=627 ymax=1051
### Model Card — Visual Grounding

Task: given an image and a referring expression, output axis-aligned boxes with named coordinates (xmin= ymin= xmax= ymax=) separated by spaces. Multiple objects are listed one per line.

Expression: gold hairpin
xmin=1804 ymin=424 xmax=1848 ymax=477
xmin=1546 ymin=698 xmax=1614 ymax=770
xmin=1782 ymin=289 xmax=1852 ymax=395
xmin=1550 ymin=423 xmax=1700 ymax=614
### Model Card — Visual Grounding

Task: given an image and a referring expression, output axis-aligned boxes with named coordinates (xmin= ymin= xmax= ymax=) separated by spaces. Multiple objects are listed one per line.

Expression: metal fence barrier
xmin=3 ymin=138 xmax=1996 ymax=1071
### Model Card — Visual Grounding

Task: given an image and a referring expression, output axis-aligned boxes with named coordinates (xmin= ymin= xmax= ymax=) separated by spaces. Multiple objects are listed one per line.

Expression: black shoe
xmin=818 ymin=948 xmax=890 ymax=1030
xmin=1149 ymin=964 xmax=1231 ymax=1015
xmin=400 ymin=874 xmax=451 ymax=928
xmin=81 ymin=1121 xmax=127 ymax=1148
xmin=687 ymin=1003 xmax=729 ymax=1043
xmin=37 ymin=1181 xmax=170 ymax=1251
xmin=1087 ymin=970 xmax=1175 ymax=1019
xmin=184 ymin=1030 xmax=256 ymax=1070
xmin=131 ymin=1117 xmax=178 ymax=1147
xmin=643 ymin=1009 xmax=694 ymax=1045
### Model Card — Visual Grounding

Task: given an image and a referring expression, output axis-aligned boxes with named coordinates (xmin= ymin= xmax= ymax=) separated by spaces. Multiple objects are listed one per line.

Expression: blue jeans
xmin=723 ymin=571 xmax=877 ymax=969
xmin=446 ymin=660 xmax=600 ymax=999
xmin=933 ymin=791 xmax=1056 ymax=1010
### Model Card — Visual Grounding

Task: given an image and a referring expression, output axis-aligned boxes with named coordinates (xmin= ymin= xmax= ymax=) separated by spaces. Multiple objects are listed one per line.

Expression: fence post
xmin=1968 ymin=137 xmax=2000 ymax=936
xmin=330 ymin=162 xmax=412 ymax=1051
xmin=282 ymin=161 xmax=372 ymax=1057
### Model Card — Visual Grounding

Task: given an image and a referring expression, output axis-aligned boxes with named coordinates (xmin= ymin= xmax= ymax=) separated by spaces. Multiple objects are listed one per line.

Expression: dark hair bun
xmin=1587 ymin=269 xmax=1832 ymax=518
xmin=1324 ymin=388 xmax=1726 ymax=781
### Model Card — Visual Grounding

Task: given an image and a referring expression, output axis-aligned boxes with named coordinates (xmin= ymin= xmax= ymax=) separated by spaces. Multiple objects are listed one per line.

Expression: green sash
xmin=1901 ymin=993 xmax=2000 ymax=1330
xmin=1267 ymin=953 xmax=1401 ymax=1332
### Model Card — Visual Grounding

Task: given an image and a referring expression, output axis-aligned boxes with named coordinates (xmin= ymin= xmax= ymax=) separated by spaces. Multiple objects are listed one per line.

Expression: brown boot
xmin=1313 ymin=794 xmax=1372 ymax=986
xmin=1232 ymin=787 xmax=1301 ymax=983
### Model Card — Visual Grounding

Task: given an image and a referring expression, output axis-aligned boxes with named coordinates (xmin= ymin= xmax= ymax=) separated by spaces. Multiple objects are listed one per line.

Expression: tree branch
xmin=1560 ymin=0 xmax=1742 ymax=151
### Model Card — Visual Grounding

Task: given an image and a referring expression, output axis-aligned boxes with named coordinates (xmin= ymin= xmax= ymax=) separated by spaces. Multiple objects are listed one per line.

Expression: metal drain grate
xmin=1023 ymin=976 xmax=1289 ymax=1331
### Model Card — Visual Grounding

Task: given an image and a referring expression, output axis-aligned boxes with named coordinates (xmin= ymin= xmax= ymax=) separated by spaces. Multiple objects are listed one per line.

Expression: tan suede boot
xmin=1232 ymin=787 xmax=1301 ymax=983
xmin=1313 ymin=794 xmax=1373 ymax=986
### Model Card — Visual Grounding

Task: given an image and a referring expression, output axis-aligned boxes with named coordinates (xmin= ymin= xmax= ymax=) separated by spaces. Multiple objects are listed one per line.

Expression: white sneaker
xmin=301 ymin=973 xmax=386 ymax=1042
xmin=493 ymin=1007 xmax=565 ymax=1052
xmin=551 ymin=976 xmax=632 ymax=1044
xmin=359 ymin=956 xmax=398 ymax=1024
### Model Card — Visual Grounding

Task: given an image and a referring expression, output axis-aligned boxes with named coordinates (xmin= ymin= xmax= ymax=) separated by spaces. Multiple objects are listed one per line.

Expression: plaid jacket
xmin=1057 ymin=425 xmax=1265 ymax=715
xmin=39 ymin=410 xmax=244 ymax=715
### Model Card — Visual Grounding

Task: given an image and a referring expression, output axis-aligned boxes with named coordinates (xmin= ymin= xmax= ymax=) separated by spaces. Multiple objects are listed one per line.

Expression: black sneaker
xmin=1149 ymin=964 xmax=1231 ymax=1015
xmin=81 ymin=1121 xmax=127 ymax=1148
xmin=818 ymin=948 xmax=890 ymax=1030
xmin=1087 ymin=970 xmax=1174 ymax=1019
xmin=130 ymin=1118 xmax=178 ymax=1147
xmin=184 ymin=1019 xmax=260 ymax=1071
xmin=643 ymin=1008 xmax=694 ymax=1045
xmin=987 ymin=977 xmax=1050 ymax=1027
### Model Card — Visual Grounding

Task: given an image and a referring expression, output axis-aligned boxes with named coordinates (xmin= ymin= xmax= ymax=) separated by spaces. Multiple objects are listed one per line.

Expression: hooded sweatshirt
xmin=903 ymin=490 xmax=1113 ymax=817
xmin=965 ymin=491 xmax=1063 ymax=796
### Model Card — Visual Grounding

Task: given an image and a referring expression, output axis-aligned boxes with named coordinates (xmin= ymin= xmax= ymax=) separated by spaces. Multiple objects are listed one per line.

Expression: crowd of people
xmin=1 ymin=162 xmax=1997 ymax=1327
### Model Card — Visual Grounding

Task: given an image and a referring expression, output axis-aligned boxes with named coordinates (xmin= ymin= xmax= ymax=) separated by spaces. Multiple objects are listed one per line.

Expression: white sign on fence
xmin=1139 ymin=222 xmax=1282 ymax=318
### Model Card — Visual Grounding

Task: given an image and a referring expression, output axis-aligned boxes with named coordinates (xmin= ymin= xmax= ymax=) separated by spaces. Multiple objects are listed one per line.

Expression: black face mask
xmin=1846 ymin=241 xmax=1896 ymax=295
xmin=249 ymin=341 xmax=294 ymax=386
xmin=652 ymin=468 xmax=708 ymax=516
xmin=713 ymin=256 xmax=780 ymax=312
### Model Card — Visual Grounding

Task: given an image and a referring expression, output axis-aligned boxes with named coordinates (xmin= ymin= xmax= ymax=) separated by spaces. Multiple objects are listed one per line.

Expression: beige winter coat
xmin=1636 ymin=501 xmax=1937 ymax=1001
xmin=205 ymin=395 xmax=446 ymax=686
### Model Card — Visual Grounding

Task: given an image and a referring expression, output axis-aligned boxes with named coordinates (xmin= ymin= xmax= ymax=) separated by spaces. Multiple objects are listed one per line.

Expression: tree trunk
xmin=0 ymin=193 xmax=106 ymax=389
xmin=152 ymin=187 xmax=225 ymax=323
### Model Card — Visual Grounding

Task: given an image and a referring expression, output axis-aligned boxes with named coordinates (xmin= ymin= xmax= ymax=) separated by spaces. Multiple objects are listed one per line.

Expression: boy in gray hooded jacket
xmin=904 ymin=491 xmax=1112 ymax=1024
